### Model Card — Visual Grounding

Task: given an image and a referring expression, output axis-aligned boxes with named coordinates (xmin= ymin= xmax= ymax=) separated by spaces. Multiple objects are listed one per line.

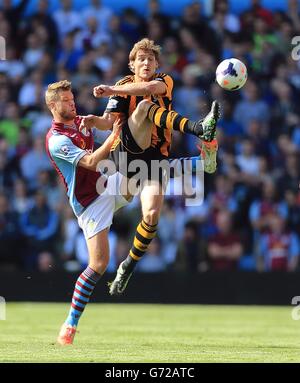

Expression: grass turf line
xmin=0 ymin=303 xmax=299 ymax=362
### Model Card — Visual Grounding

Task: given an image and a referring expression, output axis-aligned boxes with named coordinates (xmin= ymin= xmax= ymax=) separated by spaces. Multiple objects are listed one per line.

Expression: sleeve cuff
xmin=74 ymin=151 xmax=87 ymax=167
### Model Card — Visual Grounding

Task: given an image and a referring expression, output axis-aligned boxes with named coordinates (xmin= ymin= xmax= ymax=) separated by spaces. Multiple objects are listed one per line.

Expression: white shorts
xmin=78 ymin=172 xmax=129 ymax=240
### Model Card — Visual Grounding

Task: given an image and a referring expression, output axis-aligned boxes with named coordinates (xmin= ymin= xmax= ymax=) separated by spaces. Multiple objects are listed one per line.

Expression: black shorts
xmin=109 ymin=122 xmax=170 ymax=186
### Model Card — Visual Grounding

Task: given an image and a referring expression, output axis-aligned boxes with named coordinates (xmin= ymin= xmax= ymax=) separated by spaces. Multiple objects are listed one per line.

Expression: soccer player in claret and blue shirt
xmin=45 ymin=80 xmax=131 ymax=345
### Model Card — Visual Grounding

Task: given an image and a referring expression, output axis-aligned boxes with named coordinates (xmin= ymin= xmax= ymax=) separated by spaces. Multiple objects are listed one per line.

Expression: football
xmin=216 ymin=58 xmax=247 ymax=91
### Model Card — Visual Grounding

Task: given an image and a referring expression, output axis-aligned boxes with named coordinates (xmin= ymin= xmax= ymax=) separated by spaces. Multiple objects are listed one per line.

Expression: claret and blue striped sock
xmin=65 ymin=266 xmax=101 ymax=327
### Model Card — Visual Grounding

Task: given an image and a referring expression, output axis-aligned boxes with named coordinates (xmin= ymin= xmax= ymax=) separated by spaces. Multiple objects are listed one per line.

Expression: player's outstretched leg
xmin=57 ymin=229 xmax=109 ymax=345
xmin=146 ymin=100 xmax=221 ymax=142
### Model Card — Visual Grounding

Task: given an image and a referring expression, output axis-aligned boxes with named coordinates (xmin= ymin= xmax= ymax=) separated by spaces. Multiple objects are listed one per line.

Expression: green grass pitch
xmin=0 ymin=303 xmax=300 ymax=362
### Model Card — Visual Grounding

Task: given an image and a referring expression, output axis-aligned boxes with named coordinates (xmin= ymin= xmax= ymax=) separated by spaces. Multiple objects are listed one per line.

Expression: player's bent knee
xmin=136 ymin=99 xmax=151 ymax=114
xmin=143 ymin=209 xmax=160 ymax=226
xmin=89 ymin=255 xmax=109 ymax=275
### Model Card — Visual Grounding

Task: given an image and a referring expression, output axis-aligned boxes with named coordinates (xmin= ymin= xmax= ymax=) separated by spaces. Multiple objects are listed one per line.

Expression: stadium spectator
xmin=71 ymin=56 xmax=99 ymax=91
xmin=30 ymin=104 xmax=53 ymax=136
xmin=57 ymin=32 xmax=84 ymax=73
xmin=180 ymin=2 xmax=220 ymax=58
xmin=278 ymin=152 xmax=300 ymax=193
xmin=235 ymin=138 xmax=261 ymax=187
xmin=249 ymin=178 xmax=288 ymax=235
xmin=18 ymin=71 xmax=45 ymax=109
xmin=53 ymin=0 xmax=83 ymax=39
xmin=38 ymin=52 xmax=57 ymax=86
xmin=284 ymin=189 xmax=300 ymax=236
xmin=92 ymin=42 xmax=113 ymax=76
xmin=233 ymin=80 xmax=270 ymax=133
xmin=160 ymin=36 xmax=188 ymax=80
xmin=207 ymin=210 xmax=243 ymax=271
xmin=207 ymin=174 xmax=238 ymax=217
xmin=157 ymin=199 xmax=183 ymax=266
xmin=287 ymin=0 xmax=300 ymax=33
xmin=146 ymin=0 xmax=169 ymax=24
xmin=251 ymin=16 xmax=278 ymax=73
xmin=257 ymin=213 xmax=299 ymax=272
xmin=244 ymin=119 xmax=271 ymax=158
xmin=0 ymin=102 xmax=24 ymax=147
xmin=240 ymin=0 xmax=274 ymax=34
xmin=211 ymin=0 xmax=240 ymax=34
xmin=15 ymin=127 xmax=31 ymax=160
xmin=108 ymin=15 xmax=128 ymax=50
xmin=20 ymin=135 xmax=52 ymax=191
xmin=1 ymin=0 xmax=29 ymax=45
xmin=0 ymin=139 xmax=19 ymax=190
xmin=23 ymin=33 xmax=45 ymax=71
xmin=25 ymin=0 xmax=58 ymax=50
xmin=0 ymin=192 xmax=22 ymax=270
xmin=74 ymin=16 xmax=111 ymax=51
xmin=147 ymin=15 xmax=167 ymax=45
xmin=0 ymin=47 xmax=26 ymax=82
xmin=218 ymin=99 xmax=244 ymax=141
xmin=82 ymin=0 xmax=113 ymax=34
xmin=11 ymin=178 xmax=33 ymax=215
xmin=173 ymin=66 xmax=203 ymax=121
xmin=120 ymin=8 xmax=145 ymax=45
xmin=270 ymin=79 xmax=300 ymax=136
xmin=19 ymin=190 xmax=59 ymax=271
xmin=175 ymin=221 xmax=203 ymax=272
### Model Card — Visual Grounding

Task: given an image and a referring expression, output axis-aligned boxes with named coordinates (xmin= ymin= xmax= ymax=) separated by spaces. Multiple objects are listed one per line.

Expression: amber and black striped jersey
xmin=105 ymin=73 xmax=174 ymax=157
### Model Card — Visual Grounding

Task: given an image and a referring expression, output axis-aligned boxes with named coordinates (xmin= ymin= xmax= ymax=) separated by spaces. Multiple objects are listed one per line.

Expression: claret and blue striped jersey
xmin=45 ymin=116 xmax=105 ymax=217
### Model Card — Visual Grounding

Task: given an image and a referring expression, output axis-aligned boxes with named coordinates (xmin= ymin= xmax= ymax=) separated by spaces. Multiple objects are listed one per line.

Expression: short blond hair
xmin=129 ymin=38 xmax=161 ymax=72
xmin=45 ymin=80 xmax=72 ymax=108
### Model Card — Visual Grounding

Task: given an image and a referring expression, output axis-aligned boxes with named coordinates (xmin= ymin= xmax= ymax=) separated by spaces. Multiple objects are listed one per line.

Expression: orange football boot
xmin=57 ymin=323 xmax=77 ymax=345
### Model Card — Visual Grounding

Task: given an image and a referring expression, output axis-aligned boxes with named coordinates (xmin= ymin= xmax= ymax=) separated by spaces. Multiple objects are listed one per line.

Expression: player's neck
xmin=54 ymin=119 xmax=75 ymax=128
xmin=53 ymin=113 xmax=75 ymax=126
xmin=134 ymin=74 xmax=151 ymax=83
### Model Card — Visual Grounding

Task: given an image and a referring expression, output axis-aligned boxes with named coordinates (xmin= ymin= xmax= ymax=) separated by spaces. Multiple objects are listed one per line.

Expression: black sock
xmin=122 ymin=255 xmax=138 ymax=273
xmin=183 ymin=120 xmax=203 ymax=136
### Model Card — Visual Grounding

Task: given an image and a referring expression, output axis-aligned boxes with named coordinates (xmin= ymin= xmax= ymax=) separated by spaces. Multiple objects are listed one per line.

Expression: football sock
xmin=122 ymin=219 xmax=158 ymax=272
xmin=147 ymin=103 xmax=203 ymax=136
xmin=65 ymin=266 xmax=101 ymax=327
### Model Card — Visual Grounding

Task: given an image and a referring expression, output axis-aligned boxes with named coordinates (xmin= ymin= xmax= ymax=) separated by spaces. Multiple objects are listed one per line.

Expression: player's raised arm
xmin=78 ymin=119 xmax=121 ymax=171
xmin=79 ymin=113 xmax=117 ymax=131
xmin=93 ymin=80 xmax=167 ymax=98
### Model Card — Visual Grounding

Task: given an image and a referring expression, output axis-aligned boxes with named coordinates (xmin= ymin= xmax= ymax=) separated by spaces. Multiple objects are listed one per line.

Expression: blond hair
xmin=45 ymin=80 xmax=72 ymax=108
xmin=129 ymin=38 xmax=161 ymax=72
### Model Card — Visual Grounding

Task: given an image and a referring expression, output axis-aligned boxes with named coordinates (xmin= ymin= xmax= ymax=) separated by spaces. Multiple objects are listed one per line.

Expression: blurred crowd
xmin=1 ymin=0 xmax=300 ymax=273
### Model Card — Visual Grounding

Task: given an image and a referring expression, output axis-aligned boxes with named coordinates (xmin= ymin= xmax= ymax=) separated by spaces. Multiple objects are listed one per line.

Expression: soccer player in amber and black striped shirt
xmin=82 ymin=38 xmax=220 ymax=295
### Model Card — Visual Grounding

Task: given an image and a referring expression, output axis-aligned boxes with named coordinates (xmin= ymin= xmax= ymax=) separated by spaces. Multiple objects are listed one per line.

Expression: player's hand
xmin=111 ymin=116 xmax=124 ymax=138
xmin=93 ymin=85 xmax=114 ymax=98
xmin=78 ymin=114 xmax=97 ymax=131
